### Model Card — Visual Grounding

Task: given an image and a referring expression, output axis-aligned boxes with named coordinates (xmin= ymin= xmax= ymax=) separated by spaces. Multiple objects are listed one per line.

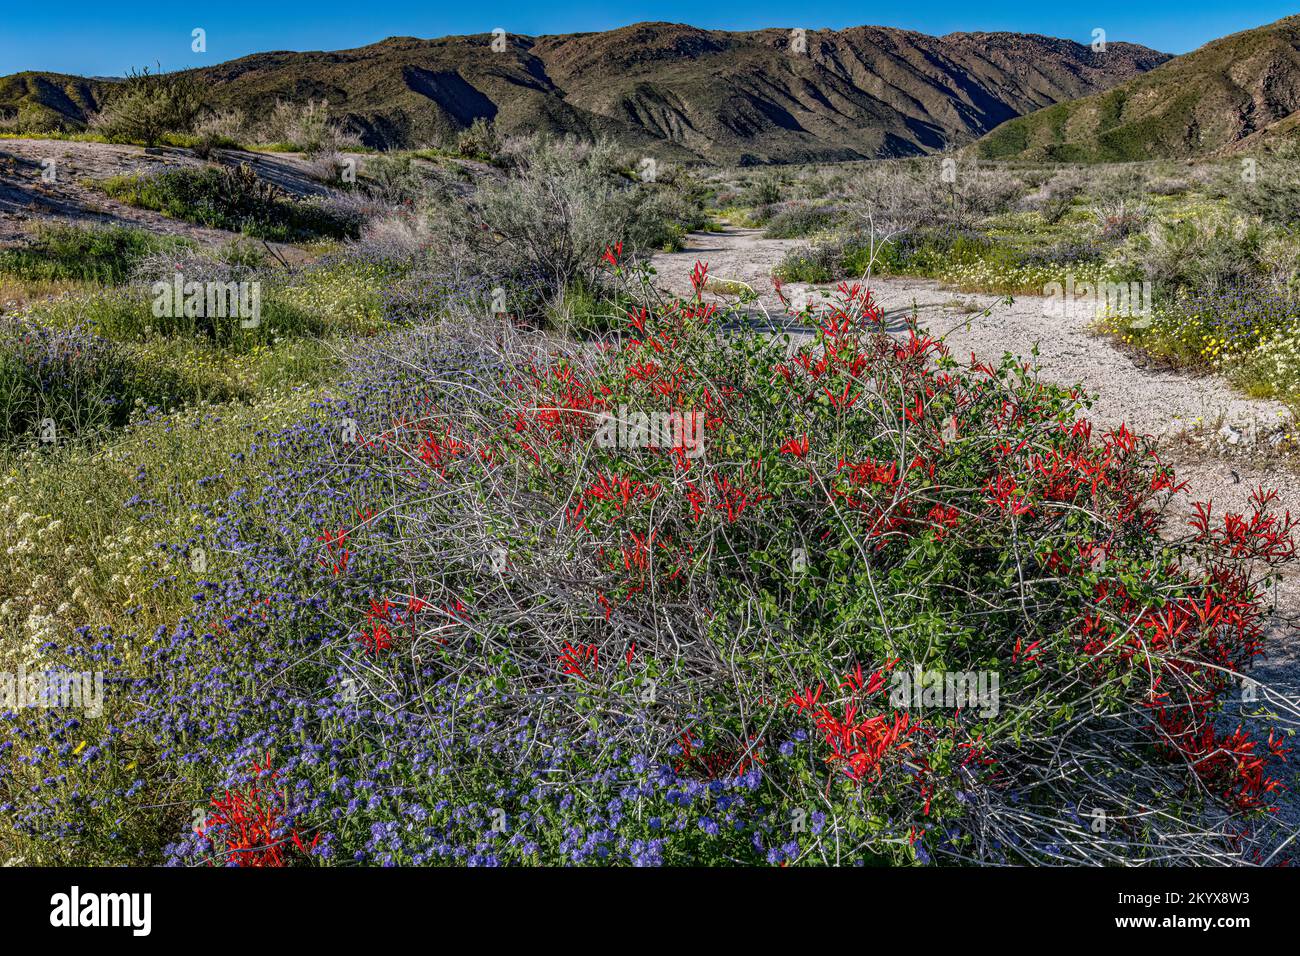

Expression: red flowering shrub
xmin=331 ymin=253 xmax=1296 ymax=864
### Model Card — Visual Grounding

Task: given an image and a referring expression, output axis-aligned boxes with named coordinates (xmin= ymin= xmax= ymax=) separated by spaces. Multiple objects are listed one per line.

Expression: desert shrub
xmin=773 ymin=238 xmax=843 ymax=283
xmin=357 ymin=153 xmax=452 ymax=207
xmin=1093 ymin=165 xmax=1151 ymax=202
xmin=357 ymin=153 xmax=415 ymax=201
xmin=303 ymin=150 xmax=360 ymax=190
xmin=1212 ymin=158 xmax=1300 ymax=227
xmin=1256 ymin=231 xmax=1300 ymax=297
xmin=456 ymin=117 xmax=501 ymax=162
xmin=131 ymin=236 xmax=269 ymax=284
xmin=843 ymin=160 xmax=1024 ymax=233
xmin=0 ymin=102 xmax=75 ymax=135
xmin=742 ymin=174 xmax=783 ymax=207
xmin=743 ymin=202 xmax=780 ymax=227
xmin=1089 ymin=197 xmax=1150 ymax=240
xmin=256 ymin=99 xmax=362 ymax=155
xmin=0 ymin=224 xmax=193 ymax=285
xmin=1146 ymin=176 xmax=1190 ymax=196
xmin=89 ymin=66 xmax=203 ymax=147
xmin=349 ymin=213 xmax=438 ymax=264
xmin=763 ymin=202 xmax=842 ymax=239
xmin=630 ymin=179 xmax=709 ymax=252
xmin=99 ymin=163 xmax=361 ymax=241
xmin=842 ymin=162 xmax=938 ymax=230
xmin=12 ymin=261 xmax=1292 ymax=866
xmin=120 ymin=239 xmax=278 ymax=345
xmin=1017 ymin=170 xmax=1085 ymax=224
xmin=951 ymin=164 xmax=1027 ymax=220
xmin=1119 ymin=211 xmax=1263 ymax=291
xmin=1039 ymin=191 xmax=1078 ymax=225
xmin=428 ymin=136 xmax=687 ymax=318
xmin=191 ymin=108 xmax=248 ymax=158
xmin=192 ymin=107 xmax=247 ymax=144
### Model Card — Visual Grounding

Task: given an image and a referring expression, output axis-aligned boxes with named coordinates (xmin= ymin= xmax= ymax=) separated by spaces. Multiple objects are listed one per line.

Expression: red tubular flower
xmin=559 ymin=642 xmax=599 ymax=680
xmin=690 ymin=261 xmax=709 ymax=300
xmin=983 ymin=474 xmax=1033 ymax=516
xmin=1012 ymin=637 xmax=1041 ymax=665
xmin=675 ymin=731 xmax=765 ymax=779
xmin=198 ymin=753 xmax=317 ymax=867
xmin=822 ymin=380 xmax=860 ymax=410
xmin=787 ymin=683 xmax=824 ymax=713
xmin=779 ymin=434 xmax=810 ymax=458
xmin=316 ymin=527 xmax=351 ymax=575
xmin=359 ymin=622 xmax=392 ymax=655
xmin=839 ymin=664 xmax=865 ymax=692
xmin=925 ymin=503 xmax=961 ymax=540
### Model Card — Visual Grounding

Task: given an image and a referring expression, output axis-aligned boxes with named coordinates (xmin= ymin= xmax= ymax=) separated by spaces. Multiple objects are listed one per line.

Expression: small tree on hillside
xmin=90 ymin=65 xmax=203 ymax=147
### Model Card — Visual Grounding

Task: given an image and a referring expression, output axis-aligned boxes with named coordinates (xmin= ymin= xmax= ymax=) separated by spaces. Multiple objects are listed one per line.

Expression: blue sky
xmin=1 ymin=2 xmax=1294 ymax=76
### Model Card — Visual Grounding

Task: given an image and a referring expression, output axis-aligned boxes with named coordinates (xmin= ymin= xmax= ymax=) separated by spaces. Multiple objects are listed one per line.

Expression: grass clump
xmin=97 ymin=163 xmax=361 ymax=241
xmin=0 ymin=224 xmax=193 ymax=285
xmin=0 ymin=318 xmax=210 ymax=443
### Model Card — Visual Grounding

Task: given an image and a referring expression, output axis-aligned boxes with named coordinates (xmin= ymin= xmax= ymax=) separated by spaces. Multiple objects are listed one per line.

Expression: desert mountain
xmin=977 ymin=15 xmax=1300 ymax=162
xmin=1 ymin=22 xmax=1169 ymax=164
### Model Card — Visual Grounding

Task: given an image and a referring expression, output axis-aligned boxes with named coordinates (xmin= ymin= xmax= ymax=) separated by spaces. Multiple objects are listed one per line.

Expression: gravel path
xmin=654 ymin=228 xmax=1300 ymax=695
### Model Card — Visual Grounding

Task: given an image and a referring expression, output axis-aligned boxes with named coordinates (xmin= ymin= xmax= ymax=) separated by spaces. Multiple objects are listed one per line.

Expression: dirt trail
xmin=654 ymin=228 xmax=1300 ymax=691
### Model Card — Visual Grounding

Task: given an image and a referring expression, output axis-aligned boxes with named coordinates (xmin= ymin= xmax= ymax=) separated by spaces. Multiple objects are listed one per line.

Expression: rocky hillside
xmin=977 ymin=15 xmax=1300 ymax=162
xmin=0 ymin=22 xmax=1167 ymax=163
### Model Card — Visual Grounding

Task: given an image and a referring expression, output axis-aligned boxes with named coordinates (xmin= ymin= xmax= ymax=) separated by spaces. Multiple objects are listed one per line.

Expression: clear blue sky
xmin=1 ymin=2 xmax=1295 ymax=77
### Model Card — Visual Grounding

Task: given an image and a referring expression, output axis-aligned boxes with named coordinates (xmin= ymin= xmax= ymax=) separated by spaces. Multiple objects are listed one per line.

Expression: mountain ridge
xmin=0 ymin=22 xmax=1168 ymax=164
xmin=976 ymin=15 xmax=1300 ymax=161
